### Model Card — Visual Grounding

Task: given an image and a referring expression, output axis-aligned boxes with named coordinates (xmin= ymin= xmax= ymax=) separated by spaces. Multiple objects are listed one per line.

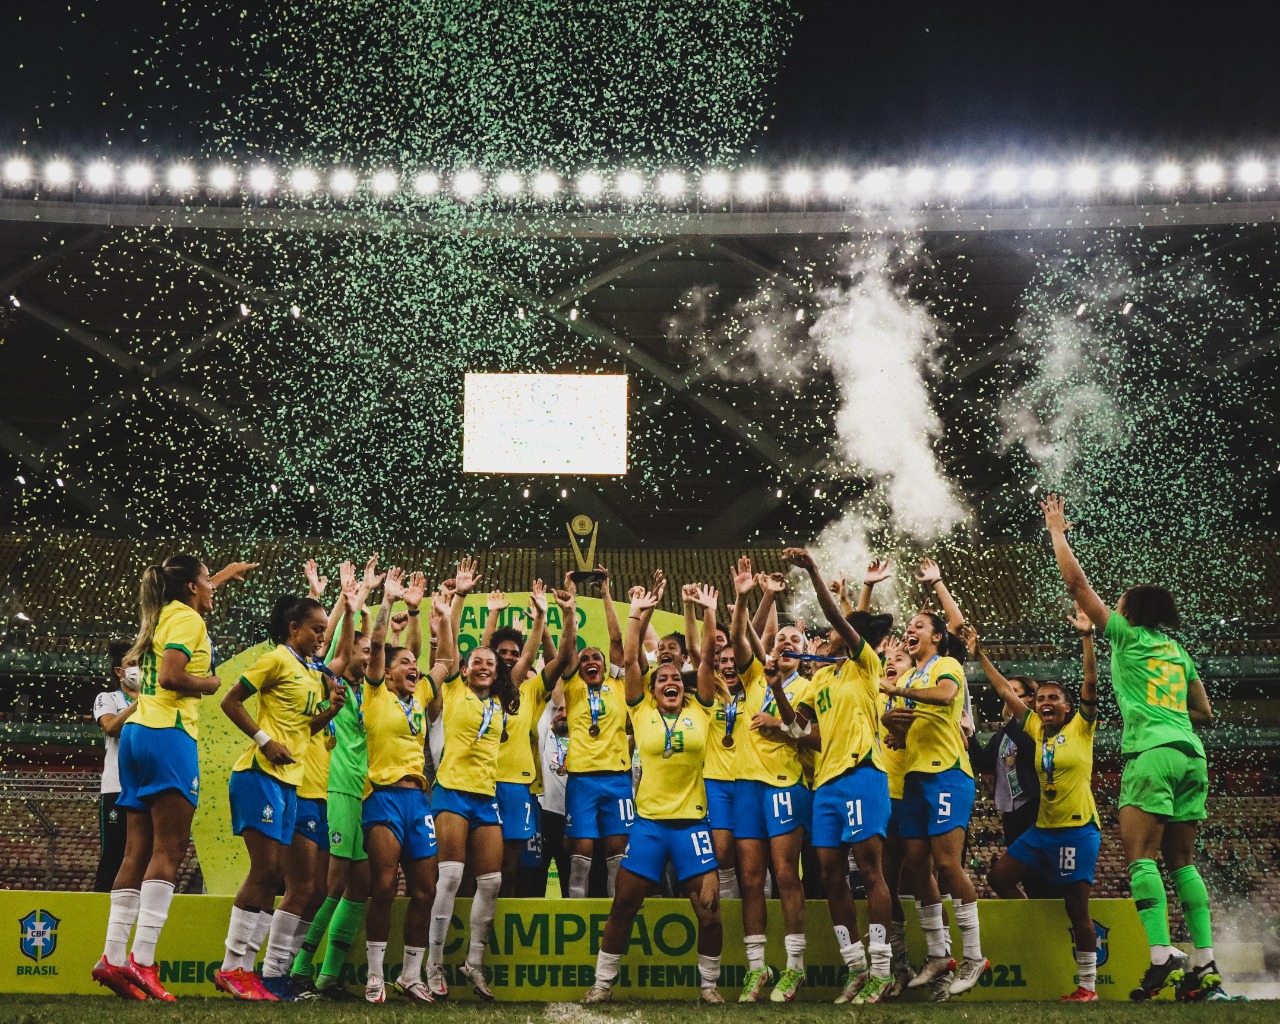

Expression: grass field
xmin=0 ymin=997 xmax=1271 ymax=1024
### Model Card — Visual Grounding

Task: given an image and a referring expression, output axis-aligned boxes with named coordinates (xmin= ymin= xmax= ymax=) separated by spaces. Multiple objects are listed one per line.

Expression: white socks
xmin=718 ymin=867 xmax=740 ymax=899
xmin=1194 ymin=946 xmax=1215 ymax=968
xmin=468 ymin=872 xmax=501 ymax=968
xmin=430 ymin=861 xmax=464 ymax=965
xmin=103 ymin=888 xmax=140 ymax=967
xmin=131 ymin=879 xmax=175 ymax=967
xmin=698 ymin=953 xmax=721 ymax=990
xmin=917 ymin=901 xmax=948 ymax=958
xmin=784 ymin=932 xmax=806 ymax=972
xmin=367 ymin=940 xmax=387 ymax=982
xmin=247 ymin=910 xmax=273 ymax=971
xmin=606 ymin=855 xmax=624 ymax=896
xmin=745 ymin=933 xmax=766 ymax=971
xmin=953 ymin=900 xmax=982 ymax=961
xmin=401 ymin=945 xmax=425 ymax=985
xmin=1150 ymin=943 xmax=1177 ymax=965
xmin=568 ymin=855 xmax=592 ymax=899
xmin=222 ymin=906 xmax=258 ymax=972
xmin=594 ymin=950 xmax=621 ymax=987
xmin=1075 ymin=950 xmax=1097 ymax=992
xmin=261 ymin=909 xmax=302 ymax=978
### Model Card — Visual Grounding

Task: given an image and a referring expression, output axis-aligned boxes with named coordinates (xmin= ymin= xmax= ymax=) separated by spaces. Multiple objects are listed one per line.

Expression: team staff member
xmin=215 ymin=584 xmax=355 ymax=1001
xmin=1043 ymin=494 xmax=1223 ymax=1001
xmin=785 ymin=548 xmax=896 ymax=1005
xmin=729 ymin=556 xmax=816 ymax=1004
xmin=583 ymin=583 xmax=724 ymax=1005
xmin=533 ymin=700 xmax=571 ymax=896
xmin=93 ymin=640 xmax=140 ymax=892
xmin=93 ymin=554 xmax=256 ymax=1002
xmin=968 ymin=612 xmax=1102 ymax=1002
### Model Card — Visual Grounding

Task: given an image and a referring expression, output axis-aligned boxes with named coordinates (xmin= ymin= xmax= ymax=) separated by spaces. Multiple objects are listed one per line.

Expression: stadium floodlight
xmin=1237 ymin=159 xmax=1267 ymax=187
xmin=247 ymin=166 xmax=276 ymax=193
xmin=122 ymin=163 xmax=152 ymax=191
xmin=782 ymin=169 xmax=811 ymax=199
xmin=858 ymin=169 xmax=891 ymax=199
xmin=330 ymin=168 xmax=357 ymax=195
xmin=44 ymin=160 xmax=73 ymax=186
xmin=700 ymin=170 xmax=731 ymax=200
xmin=822 ymin=169 xmax=852 ymax=197
xmin=942 ymin=167 xmax=974 ymax=195
xmin=1111 ymin=163 xmax=1142 ymax=190
xmin=85 ymin=161 xmax=115 ymax=189
xmin=371 ymin=170 xmax=399 ymax=196
xmin=413 ymin=170 xmax=441 ymax=196
xmin=166 ymin=164 xmax=196 ymax=192
xmin=576 ymin=171 xmax=603 ymax=199
xmin=904 ymin=167 xmax=934 ymax=195
xmin=657 ymin=171 xmax=685 ymax=199
xmin=208 ymin=165 xmax=237 ymax=191
xmin=1066 ymin=164 xmax=1099 ymax=193
xmin=532 ymin=170 xmax=559 ymax=198
xmin=615 ymin=170 xmax=644 ymax=198
xmin=289 ymin=167 xmax=319 ymax=194
xmin=1028 ymin=166 xmax=1058 ymax=192
xmin=3 ymin=157 xmax=32 ymax=184
xmin=1194 ymin=161 xmax=1224 ymax=187
xmin=988 ymin=166 xmax=1019 ymax=194
xmin=496 ymin=171 xmax=522 ymax=196
xmin=1154 ymin=162 xmax=1182 ymax=188
xmin=737 ymin=169 xmax=767 ymax=200
xmin=453 ymin=169 xmax=484 ymax=199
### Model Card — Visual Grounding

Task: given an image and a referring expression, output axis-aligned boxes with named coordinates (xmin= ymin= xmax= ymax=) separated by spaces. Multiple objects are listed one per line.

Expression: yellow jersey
xmin=879 ymin=691 xmax=908 ymax=799
xmin=232 ymin=645 xmax=326 ymax=786
xmin=703 ymin=689 xmax=743 ymax=782
xmin=363 ymin=678 xmax=433 ymax=797
xmin=436 ymin=675 xmax=503 ymax=797
xmin=629 ymin=691 xmax=712 ymax=820
xmin=298 ymin=726 xmax=335 ymax=801
xmin=135 ymin=601 xmax=212 ymax=740
xmin=1020 ymin=709 xmax=1099 ymax=829
xmin=561 ymin=669 xmax=630 ymax=774
xmin=813 ymin=641 xmax=886 ymax=788
xmin=496 ymin=676 xmax=550 ymax=786
xmin=899 ymin=655 xmax=973 ymax=778
xmin=734 ymin=659 xmax=813 ymax=787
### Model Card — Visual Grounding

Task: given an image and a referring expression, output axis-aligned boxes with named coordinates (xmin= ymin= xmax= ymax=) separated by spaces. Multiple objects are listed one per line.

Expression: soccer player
xmin=704 ymin=635 xmax=743 ymax=900
xmin=881 ymin=610 xmax=987 ymax=998
xmin=215 ymin=581 xmax=356 ymax=1001
xmin=93 ymin=640 xmax=140 ymax=892
xmin=92 ymin=554 xmax=255 ymax=1002
xmin=1042 ymin=493 xmax=1221 ymax=1001
xmin=583 ymin=583 xmax=724 ymax=1004
xmin=966 ymin=613 xmax=1102 ymax=1001
xmin=729 ymin=556 xmax=816 ymax=1003
xmin=784 ymin=547 xmax=897 ymax=1004
xmin=361 ymin=590 xmax=457 ymax=1004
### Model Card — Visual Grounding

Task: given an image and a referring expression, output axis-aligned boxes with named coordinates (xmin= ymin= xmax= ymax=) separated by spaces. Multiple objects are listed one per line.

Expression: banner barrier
xmin=7 ymin=891 xmax=1157 ymax=1001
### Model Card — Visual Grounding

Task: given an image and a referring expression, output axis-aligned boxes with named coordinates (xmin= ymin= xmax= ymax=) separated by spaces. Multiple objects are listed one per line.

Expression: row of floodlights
xmin=3 ymin=156 xmax=1279 ymax=203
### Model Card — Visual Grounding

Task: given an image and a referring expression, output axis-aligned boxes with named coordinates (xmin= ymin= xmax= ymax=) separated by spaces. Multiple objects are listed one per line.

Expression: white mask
xmin=124 ymin=665 xmax=141 ymax=688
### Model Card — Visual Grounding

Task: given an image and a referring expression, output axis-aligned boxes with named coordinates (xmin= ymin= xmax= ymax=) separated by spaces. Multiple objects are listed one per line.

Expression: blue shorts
xmin=732 ymin=779 xmax=811 ymax=840
xmin=565 ymin=772 xmax=635 ymax=840
xmin=116 ymin=724 xmax=200 ymax=810
xmin=229 ymin=769 xmax=297 ymax=844
xmin=432 ymin=785 xmax=501 ymax=829
xmin=706 ymin=779 xmax=735 ymax=832
xmin=496 ymin=782 xmax=537 ymax=841
xmin=899 ymin=769 xmax=975 ymax=839
xmin=1006 ymin=823 xmax=1101 ymax=885
xmin=622 ymin=816 xmax=718 ymax=884
xmin=521 ymin=818 xmax=543 ymax=868
xmin=811 ymin=765 xmax=891 ymax=848
xmin=294 ymin=797 xmax=329 ymax=850
xmin=363 ymin=786 xmax=438 ymax=861
xmin=887 ymin=797 xmax=904 ymax=838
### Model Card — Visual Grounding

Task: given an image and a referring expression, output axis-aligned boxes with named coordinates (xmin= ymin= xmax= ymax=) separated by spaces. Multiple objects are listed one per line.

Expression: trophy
xmin=566 ymin=514 xmax=606 ymax=586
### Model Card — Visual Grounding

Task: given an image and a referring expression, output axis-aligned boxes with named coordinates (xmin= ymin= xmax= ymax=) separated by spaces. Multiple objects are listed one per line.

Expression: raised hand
xmin=957 ymin=622 xmax=980 ymax=658
xmin=562 ymin=571 xmax=578 ymax=598
xmin=693 ymin=583 xmax=719 ymax=611
xmin=304 ymin=559 xmax=328 ymax=599
xmin=681 ymin=583 xmax=699 ymax=604
xmin=1041 ymin=493 xmax=1073 ymax=534
xmin=431 ymin=589 xmax=452 ymax=618
xmin=631 ymin=587 xmax=662 ymax=613
xmin=529 ymin=579 xmax=548 ymax=615
xmin=863 ymin=558 xmax=893 ymax=586
xmin=361 ymin=554 xmax=384 ymax=594
xmin=216 ymin=561 xmax=259 ymax=586
xmin=553 ymin=586 xmax=576 ymax=612
xmin=1067 ymin=602 xmax=1093 ymax=635
xmin=487 ymin=589 xmax=510 ymax=612
xmin=454 ymin=556 xmax=480 ymax=595
xmin=383 ymin=566 xmax=405 ymax=602
xmin=782 ymin=546 xmax=816 ymax=571
xmin=915 ymin=558 xmax=942 ymax=586
xmin=829 ymin=574 xmax=848 ymax=601
xmin=404 ymin=571 xmax=427 ymax=610
xmin=343 ymin=576 xmax=362 ymax=613
xmin=757 ymin=571 xmax=787 ymax=594
xmin=628 ymin=585 xmax=646 ymax=603
xmin=732 ymin=555 xmax=755 ymax=596
xmin=594 ymin=565 xmax=610 ymax=592
xmin=338 ymin=561 xmax=356 ymax=595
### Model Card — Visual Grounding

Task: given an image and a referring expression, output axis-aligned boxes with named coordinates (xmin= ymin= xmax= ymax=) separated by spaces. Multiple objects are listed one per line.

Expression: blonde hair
xmin=126 ymin=554 xmax=204 ymax=668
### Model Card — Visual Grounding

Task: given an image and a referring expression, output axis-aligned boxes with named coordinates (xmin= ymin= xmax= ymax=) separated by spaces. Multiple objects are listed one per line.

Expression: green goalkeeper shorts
xmin=1119 ymin=745 xmax=1208 ymax=823
xmin=327 ymin=791 xmax=368 ymax=862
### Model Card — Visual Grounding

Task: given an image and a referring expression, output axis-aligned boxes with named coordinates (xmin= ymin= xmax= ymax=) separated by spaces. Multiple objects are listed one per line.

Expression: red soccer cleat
xmin=92 ymin=956 xmax=148 ymax=1000
xmin=213 ymin=967 xmax=279 ymax=1001
xmin=123 ymin=954 xmax=176 ymax=1002
xmin=1062 ymin=986 xmax=1099 ymax=1002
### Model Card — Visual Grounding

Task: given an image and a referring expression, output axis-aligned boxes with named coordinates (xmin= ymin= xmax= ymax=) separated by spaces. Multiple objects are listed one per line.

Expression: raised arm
xmin=916 ymin=558 xmax=965 ymax=632
xmin=542 ymin=584 xmax=579 ymax=689
xmin=210 ymin=560 xmax=259 ymax=591
xmin=481 ymin=589 xmax=509 ymax=649
xmin=513 ymin=581 xmax=547 ymax=683
xmin=960 ymin=624 xmax=1025 ymax=722
xmin=1067 ymin=603 xmax=1099 ymax=717
xmin=403 ymin=571 xmax=427 ymax=659
xmin=753 ymin=571 xmax=786 ymax=650
xmin=365 ymin=567 xmax=402 ymax=685
xmin=783 ymin=547 xmax=864 ymax=652
xmin=322 ymin=561 xmax=356 ymax=650
xmin=682 ymin=584 xmax=702 ymax=671
xmin=729 ymin=555 xmax=757 ymax=671
xmin=427 ymin=590 xmax=458 ymax=686
xmin=325 ymin=578 xmax=360 ymax=679
xmin=624 ymin=585 xmax=663 ymax=705
xmin=693 ymin=585 xmax=719 ymax=706
xmin=1042 ymin=494 xmax=1111 ymax=631
xmin=597 ymin=567 xmax=625 ymax=668
xmin=304 ymin=559 xmax=328 ymax=601
xmin=448 ymin=556 xmax=481 ymax=639
xmin=858 ymin=558 xmax=892 ymax=613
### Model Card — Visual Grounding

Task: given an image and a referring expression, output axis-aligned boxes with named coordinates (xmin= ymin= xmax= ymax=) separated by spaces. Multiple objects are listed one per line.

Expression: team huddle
xmin=88 ymin=495 xmax=1229 ymax=1005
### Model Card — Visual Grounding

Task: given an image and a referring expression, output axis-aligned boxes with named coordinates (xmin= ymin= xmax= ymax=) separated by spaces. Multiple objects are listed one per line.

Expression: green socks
xmin=1129 ymin=859 xmax=1170 ymax=946
xmin=316 ymin=898 xmax=366 ymax=987
xmin=291 ymin=897 xmax=339 ymax=978
xmin=1172 ymin=864 xmax=1214 ymax=951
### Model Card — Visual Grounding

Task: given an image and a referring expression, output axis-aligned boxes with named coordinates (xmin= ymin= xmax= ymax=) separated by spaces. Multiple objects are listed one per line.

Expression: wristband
xmin=407 ymin=609 xmax=420 ymax=617
xmin=253 ymin=729 xmax=271 ymax=747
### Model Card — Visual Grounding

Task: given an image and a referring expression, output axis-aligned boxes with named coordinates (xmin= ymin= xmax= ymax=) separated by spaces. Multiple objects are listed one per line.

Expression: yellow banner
xmin=6 ymin=891 xmax=1155 ymax=1001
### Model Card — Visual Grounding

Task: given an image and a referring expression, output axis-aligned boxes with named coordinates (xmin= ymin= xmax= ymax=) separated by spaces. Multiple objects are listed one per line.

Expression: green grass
xmin=0 ymin=997 xmax=1271 ymax=1024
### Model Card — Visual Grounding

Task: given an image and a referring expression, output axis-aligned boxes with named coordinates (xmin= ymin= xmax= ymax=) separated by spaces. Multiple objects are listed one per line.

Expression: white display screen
xmin=462 ymin=373 xmax=628 ymax=475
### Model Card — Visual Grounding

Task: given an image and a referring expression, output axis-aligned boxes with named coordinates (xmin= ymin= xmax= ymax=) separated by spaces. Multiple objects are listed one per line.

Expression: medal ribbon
xmin=552 ymin=736 xmax=568 ymax=773
xmin=286 ymin=645 xmax=345 ymax=736
xmin=397 ymin=694 xmax=420 ymax=737
xmin=897 ymin=655 xmax=938 ymax=710
xmin=724 ymin=692 xmax=740 ymax=741
xmin=477 ymin=695 xmax=498 ymax=740
xmin=781 ymin=650 xmax=846 ymax=663
xmin=1041 ymin=734 xmax=1059 ymax=787
xmin=659 ymin=710 xmax=680 ymax=756
xmin=587 ymin=685 xmax=603 ymax=733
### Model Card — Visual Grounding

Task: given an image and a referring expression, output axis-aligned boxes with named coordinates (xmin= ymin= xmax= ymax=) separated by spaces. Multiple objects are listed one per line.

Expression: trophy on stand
xmin=566 ymin=515 xmax=606 ymax=587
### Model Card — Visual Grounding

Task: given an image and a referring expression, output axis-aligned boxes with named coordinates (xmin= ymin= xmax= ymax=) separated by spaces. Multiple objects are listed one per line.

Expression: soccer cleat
xmin=365 ymin=976 xmax=386 ymax=1004
xmin=1061 ymin=986 xmax=1099 ymax=1002
xmin=291 ymin=976 xmax=321 ymax=1001
xmin=1176 ymin=960 xmax=1223 ymax=1002
xmin=949 ymin=957 xmax=989 ymax=996
xmin=738 ymin=966 xmax=775 ymax=1002
xmin=852 ymin=974 xmax=894 ymax=1005
xmin=92 ymin=957 xmax=148 ymax=1000
xmin=425 ymin=961 xmax=449 ymax=1000
xmin=394 ymin=977 xmax=436 ymax=1003
xmin=581 ymin=982 xmax=613 ymax=1004
xmin=907 ymin=955 xmax=957 ymax=989
xmin=769 ymin=966 xmax=806 ymax=1003
xmin=460 ymin=962 xmax=494 ymax=1001
xmin=834 ymin=967 xmax=868 ymax=1004
xmin=124 ymin=955 xmax=177 ymax=1002
xmin=1204 ymin=988 xmax=1247 ymax=1002
xmin=213 ymin=967 xmax=277 ymax=1001
xmin=699 ymin=987 xmax=725 ymax=1004
xmin=1130 ymin=949 xmax=1189 ymax=1002
xmin=929 ymin=969 xmax=955 ymax=1003
xmin=260 ymin=974 xmax=298 ymax=1002
xmin=316 ymin=979 xmax=356 ymax=1001
xmin=888 ymin=956 xmax=915 ymax=998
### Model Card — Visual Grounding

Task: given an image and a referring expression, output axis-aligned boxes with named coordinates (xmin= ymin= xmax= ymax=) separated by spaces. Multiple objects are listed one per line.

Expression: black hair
xmin=1008 ymin=675 xmax=1039 ymax=697
xmin=108 ymin=639 xmax=132 ymax=672
xmin=268 ymin=595 xmax=326 ymax=645
xmin=467 ymin=646 xmax=520 ymax=714
xmin=661 ymin=631 xmax=688 ymax=655
xmin=1120 ymin=585 xmax=1181 ymax=632
xmin=491 ymin=626 xmax=526 ymax=650
xmin=1036 ymin=678 xmax=1071 ymax=700
xmin=846 ymin=612 xmax=894 ymax=649
xmin=714 ymin=622 xmax=730 ymax=639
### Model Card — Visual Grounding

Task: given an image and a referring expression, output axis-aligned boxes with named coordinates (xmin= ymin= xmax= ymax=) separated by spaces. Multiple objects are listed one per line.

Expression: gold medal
xmin=589 ymin=724 xmax=600 ymax=737
xmin=722 ymin=735 xmax=734 ymax=748
xmin=662 ymin=747 xmax=674 ymax=759
xmin=1044 ymin=785 xmax=1057 ymax=799
xmin=556 ymin=764 xmax=568 ymax=776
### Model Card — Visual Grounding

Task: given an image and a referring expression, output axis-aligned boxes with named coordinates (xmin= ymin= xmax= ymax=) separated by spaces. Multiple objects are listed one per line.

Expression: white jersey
xmin=536 ymin=703 xmax=568 ymax=816
xmin=92 ymin=690 xmax=132 ymax=794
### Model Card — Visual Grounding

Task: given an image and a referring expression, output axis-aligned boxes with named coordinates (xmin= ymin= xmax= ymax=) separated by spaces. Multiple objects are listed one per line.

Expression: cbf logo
xmin=1070 ymin=920 xmax=1109 ymax=968
xmin=19 ymin=909 xmax=59 ymax=962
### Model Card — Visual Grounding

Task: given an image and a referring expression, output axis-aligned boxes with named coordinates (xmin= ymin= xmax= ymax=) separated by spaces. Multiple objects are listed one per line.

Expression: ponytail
xmin=268 ymin=594 xmax=325 ymax=646
xmin=127 ymin=554 xmax=204 ymax=668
